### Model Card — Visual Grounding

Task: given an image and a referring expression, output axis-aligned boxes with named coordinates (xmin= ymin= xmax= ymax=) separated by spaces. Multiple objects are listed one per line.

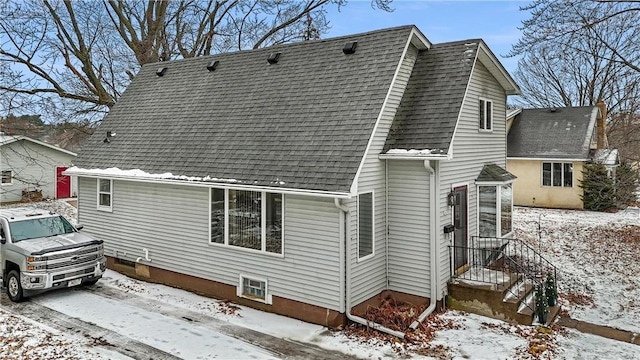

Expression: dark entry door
xmin=453 ymin=186 xmax=468 ymax=271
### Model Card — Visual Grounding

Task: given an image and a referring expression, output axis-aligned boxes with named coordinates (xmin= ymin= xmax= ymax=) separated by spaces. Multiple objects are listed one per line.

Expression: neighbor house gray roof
xmin=507 ymin=107 xmax=598 ymax=159
xmin=382 ymin=40 xmax=480 ymax=153
xmin=74 ymin=26 xmax=417 ymax=193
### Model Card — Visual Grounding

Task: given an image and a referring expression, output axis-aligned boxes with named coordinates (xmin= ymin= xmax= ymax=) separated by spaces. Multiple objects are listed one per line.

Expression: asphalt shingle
xmin=507 ymin=107 xmax=597 ymax=159
xmin=383 ymin=40 xmax=480 ymax=153
xmin=74 ymin=26 xmax=416 ymax=193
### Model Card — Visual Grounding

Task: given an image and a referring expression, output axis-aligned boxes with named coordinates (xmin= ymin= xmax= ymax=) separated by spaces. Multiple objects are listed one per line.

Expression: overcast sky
xmin=325 ymin=1 xmax=529 ymax=73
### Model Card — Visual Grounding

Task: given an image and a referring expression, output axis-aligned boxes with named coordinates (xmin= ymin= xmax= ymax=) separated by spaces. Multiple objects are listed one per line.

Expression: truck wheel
xmin=6 ymin=270 xmax=24 ymax=302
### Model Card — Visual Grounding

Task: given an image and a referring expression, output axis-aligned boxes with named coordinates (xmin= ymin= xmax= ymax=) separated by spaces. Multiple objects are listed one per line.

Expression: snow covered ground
xmin=1 ymin=200 xmax=639 ymax=359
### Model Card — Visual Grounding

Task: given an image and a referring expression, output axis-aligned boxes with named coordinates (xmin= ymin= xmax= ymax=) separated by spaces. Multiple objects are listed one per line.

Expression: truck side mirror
xmin=76 ymin=224 xmax=84 ymax=231
xmin=0 ymin=229 xmax=5 ymax=244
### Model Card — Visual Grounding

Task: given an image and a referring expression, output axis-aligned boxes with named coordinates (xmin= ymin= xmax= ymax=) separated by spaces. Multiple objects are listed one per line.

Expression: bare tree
xmin=511 ymin=1 xmax=640 ymax=74
xmin=0 ymin=0 xmax=393 ymax=123
xmin=512 ymin=0 xmax=640 ymax=161
xmin=512 ymin=27 xmax=640 ymax=114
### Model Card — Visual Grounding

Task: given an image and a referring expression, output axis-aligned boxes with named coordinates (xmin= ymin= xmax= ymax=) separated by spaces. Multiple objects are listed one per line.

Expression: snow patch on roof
xmin=65 ymin=166 xmax=239 ymax=183
xmin=385 ymin=148 xmax=444 ymax=156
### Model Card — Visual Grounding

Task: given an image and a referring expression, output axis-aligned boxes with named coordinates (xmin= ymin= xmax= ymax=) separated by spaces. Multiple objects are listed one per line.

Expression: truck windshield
xmin=8 ymin=216 xmax=76 ymax=242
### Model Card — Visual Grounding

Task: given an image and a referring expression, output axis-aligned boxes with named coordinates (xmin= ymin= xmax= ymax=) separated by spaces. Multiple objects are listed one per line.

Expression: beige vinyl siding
xmin=78 ymin=178 xmax=343 ymax=310
xmin=350 ymin=45 xmax=419 ymax=305
xmin=438 ymin=61 xmax=508 ymax=293
xmin=0 ymin=140 xmax=76 ymax=202
xmin=387 ymin=160 xmax=430 ymax=296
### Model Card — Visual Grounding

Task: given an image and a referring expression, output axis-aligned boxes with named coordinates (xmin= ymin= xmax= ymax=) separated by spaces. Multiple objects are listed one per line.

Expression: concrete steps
xmin=448 ymin=270 xmax=559 ymax=326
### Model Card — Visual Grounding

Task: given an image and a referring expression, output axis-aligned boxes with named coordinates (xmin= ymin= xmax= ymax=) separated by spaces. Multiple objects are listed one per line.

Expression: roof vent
xmin=206 ymin=60 xmax=219 ymax=72
xmin=267 ymin=52 xmax=280 ymax=64
xmin=103 ymin=130 xmax=116 ymax=143
xmin=156 ymin=67 xmax=167 ymax=76
xmin=343 ymin=41 xmax=357 ymax=55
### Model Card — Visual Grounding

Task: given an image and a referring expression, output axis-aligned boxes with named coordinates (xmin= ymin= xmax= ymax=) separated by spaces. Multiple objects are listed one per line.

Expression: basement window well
xmin=238 ymin=275 xmax=271 ymax=304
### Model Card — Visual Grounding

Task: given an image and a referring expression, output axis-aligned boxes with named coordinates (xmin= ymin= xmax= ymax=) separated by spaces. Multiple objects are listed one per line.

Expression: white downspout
xmin=334 ymin=198 xmax=406 ymax=339
xmin=409 ymin=160 xmax=439 ymax=329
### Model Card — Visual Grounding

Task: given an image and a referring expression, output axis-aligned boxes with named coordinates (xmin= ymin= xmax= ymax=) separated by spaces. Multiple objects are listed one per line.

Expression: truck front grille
xmin=38 ymin=245 xmax=103 ymax=271
xmin=46 ymin=254 xmax=100 ymax=270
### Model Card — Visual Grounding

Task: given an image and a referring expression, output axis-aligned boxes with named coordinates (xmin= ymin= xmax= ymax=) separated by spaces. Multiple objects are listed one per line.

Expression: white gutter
xmin=334 ymin=198 xmax=406 ymax=339
xmin=65 ymin=170 xmax=351 ymax=199
xmin=410 ymin=159 xmax=439 ymax=329
xmin=378 ymin=154 xmax=449 ymax=161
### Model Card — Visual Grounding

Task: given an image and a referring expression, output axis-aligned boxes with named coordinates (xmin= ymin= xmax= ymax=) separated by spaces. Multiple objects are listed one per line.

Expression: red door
xmin=56 ymin=166 xmax=71 ymax=198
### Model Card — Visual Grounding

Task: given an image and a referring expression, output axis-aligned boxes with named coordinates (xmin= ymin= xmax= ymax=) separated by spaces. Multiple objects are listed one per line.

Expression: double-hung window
xmin=1 ymin=171 xmax=12 ymax=185
xmin=210 ymin=188 xmax=283 ymax=254
xmin=542 ymin=162 xmax=573 ymax=187
xmin=97 ymin=179 xmax=113 ymax=211
xmin=358 ymin=192 xmax=374 ymax=260
xmin=479 ymin=98 xmax=493 ymax=131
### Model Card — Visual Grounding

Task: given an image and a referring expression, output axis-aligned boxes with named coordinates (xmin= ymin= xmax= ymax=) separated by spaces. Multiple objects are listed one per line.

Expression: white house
xmin=67 ymin=25 xmax=520 ymax=331
xmin=1 ymin=133 xmax=77 ymax=203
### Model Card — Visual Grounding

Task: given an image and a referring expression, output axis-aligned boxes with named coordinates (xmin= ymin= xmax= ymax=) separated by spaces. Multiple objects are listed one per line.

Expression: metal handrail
xmin=450 ymin=236 xmax=558 ymax=314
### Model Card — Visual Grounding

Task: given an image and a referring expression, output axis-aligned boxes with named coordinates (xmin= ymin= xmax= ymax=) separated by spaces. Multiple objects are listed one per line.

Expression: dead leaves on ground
xmin=343 ymin=297 xmax=459 ymax=358
xmin=560 ymin=292 xmax=595 ymax=307
xmin=611 ymin=225 xmax=640 ymax=243
xmin=218 ymin=299 xmax=241 ymax=316
xmin=343 ymin=296 xmax=562 ymax=359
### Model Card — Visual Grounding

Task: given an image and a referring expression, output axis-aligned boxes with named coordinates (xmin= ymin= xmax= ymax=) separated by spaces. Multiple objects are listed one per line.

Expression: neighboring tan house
xmin=67 ymin=26 xmax=522 ymax=330
xmin=0 ymin=133 xmax=77 ymax=203
xmin=506 ymin=101 xmax=618 ymax=209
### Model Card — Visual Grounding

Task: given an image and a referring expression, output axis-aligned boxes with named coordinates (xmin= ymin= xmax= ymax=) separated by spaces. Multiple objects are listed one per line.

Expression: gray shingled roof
xmin=507 ymin=107 xmax=597 ymax=159
xmin=383 ymin=40 xmax=480 ymax=153
xmin=476 ymin=164 xmax=516 ymax=183
xmin=74 ymin=26 xmax=416 ymax=193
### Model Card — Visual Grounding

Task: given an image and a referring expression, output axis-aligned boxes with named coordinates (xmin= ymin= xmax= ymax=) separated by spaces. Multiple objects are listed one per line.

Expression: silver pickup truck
xmin=0 ymin=207 xmax=106 ymax=302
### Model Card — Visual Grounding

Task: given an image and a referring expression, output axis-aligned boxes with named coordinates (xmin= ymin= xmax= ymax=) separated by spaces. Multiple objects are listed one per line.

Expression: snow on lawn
xmin=514 ymin=206 xmax=640 ymax=333
xmin=3 ymin=200 xmax=640 ymax=359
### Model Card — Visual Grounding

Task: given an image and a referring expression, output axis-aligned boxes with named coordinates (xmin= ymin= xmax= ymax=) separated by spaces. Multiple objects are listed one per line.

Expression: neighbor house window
xmin=542 ymin=162 xmax=573 ymax=187
xmin=1 ymin=171 xmax=12 ymax=184
xmin=237 ymin=275 xmax=271 ymax=304
xmin=478 ymin=183 xmax=513 ymax=238
xmin=210 ymin=188 xmax=283 ymax=254
xmin=358 ymin=192 xmax=374 ymax=259
xmin=479 ymin=99 xmax=493 ymax=131
xmin=97 ymin=179 xmax=112 ymax=211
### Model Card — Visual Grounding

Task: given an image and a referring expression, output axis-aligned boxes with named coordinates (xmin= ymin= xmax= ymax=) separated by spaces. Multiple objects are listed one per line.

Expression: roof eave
xmin=0 ymin=135 xmax=77 ymax=156
xmin=477 ymin=41 xmax=520 ymax=95
xmin=507 ymin=156 xmax=589 ymax=162
xmin=378 ymin=153 xmax=449 ymax=160
xmin=64 ymin=168 xmax=352 ymax=199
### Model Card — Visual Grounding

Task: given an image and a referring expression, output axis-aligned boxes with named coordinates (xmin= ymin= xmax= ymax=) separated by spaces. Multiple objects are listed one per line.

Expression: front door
xmin=453 ymin=185 xmax=468 ymax=272
xmin=56 ymin=166 xmax=71 ymax=199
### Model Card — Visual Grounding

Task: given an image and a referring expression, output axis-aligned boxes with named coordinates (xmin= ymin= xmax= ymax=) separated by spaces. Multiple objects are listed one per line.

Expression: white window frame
xmin=96 ymin=178 xmax=113 ymax=212
xmin=237 ymin=274 xmax=272 ymax=304
xmin=1 ymin=170 xmax=12 ymax=185
xmin=357 ymin=191 xmax=375 ymax=261
xmin=477 ymin=182 xmax=513 ymax=238
xmin=208 ymin=188 xmax=284 ymax=257
xmin=479 ymin=98 xmax=493 ymax=131
xmin=542 ymin=162 xmax=573 ymax=188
